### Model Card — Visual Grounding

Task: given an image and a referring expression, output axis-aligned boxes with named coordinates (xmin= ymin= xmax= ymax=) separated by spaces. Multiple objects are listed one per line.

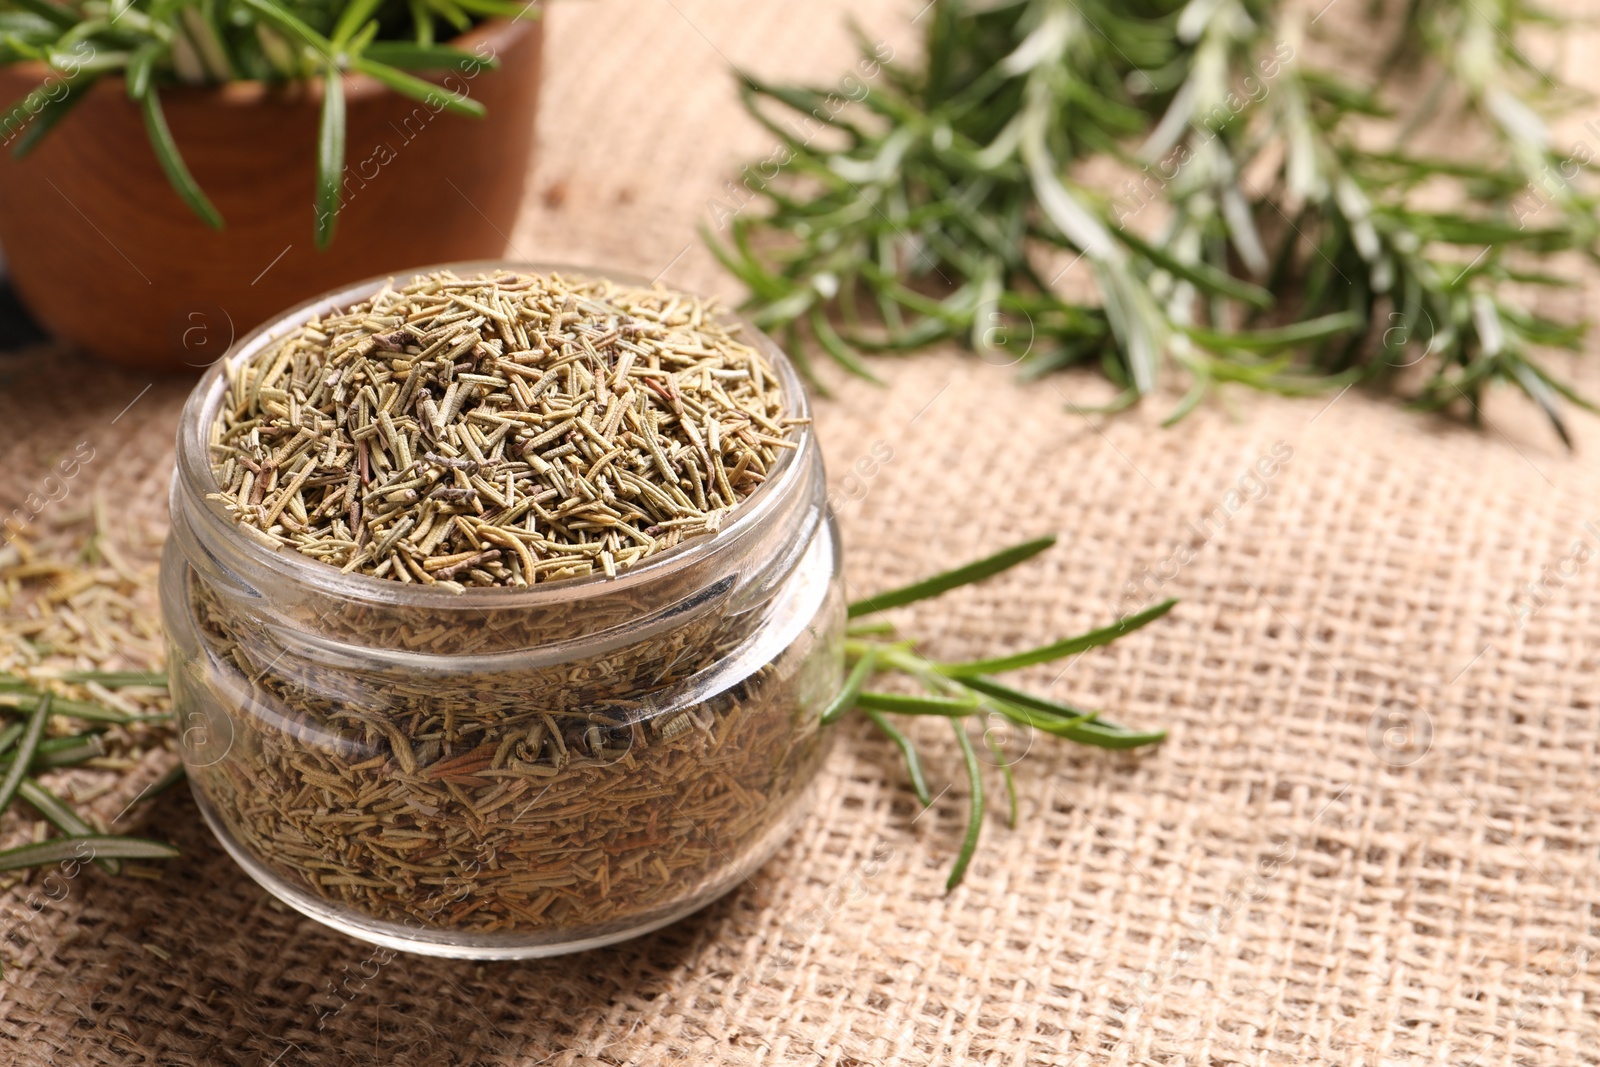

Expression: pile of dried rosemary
xmin=208 ymin=269 xmax=802 ymax=587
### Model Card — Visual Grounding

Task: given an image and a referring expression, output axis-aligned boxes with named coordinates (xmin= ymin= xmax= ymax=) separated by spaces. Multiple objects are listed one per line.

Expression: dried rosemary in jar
xmin=162 ymin=265 xmax=844 ymax=957
xmin=208 ymin=268 xmax=804 ymax=587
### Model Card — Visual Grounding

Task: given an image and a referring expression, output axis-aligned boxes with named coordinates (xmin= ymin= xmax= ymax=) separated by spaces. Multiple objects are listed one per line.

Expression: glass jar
xmin=159 ymin=265 xmax=845 ymax=958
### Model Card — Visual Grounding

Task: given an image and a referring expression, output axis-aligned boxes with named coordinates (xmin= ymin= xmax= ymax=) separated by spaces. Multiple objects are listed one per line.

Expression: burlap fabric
xmin=4 ymin=2 xmax=1600 ymax=1064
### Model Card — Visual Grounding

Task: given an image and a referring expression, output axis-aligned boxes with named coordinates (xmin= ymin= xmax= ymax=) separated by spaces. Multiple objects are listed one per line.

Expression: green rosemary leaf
xmin=962 ymin=676 xmax=1166 ymax=749
xmin=946 ymin=718 xmax=983 ymax=892
xmin=422 ymin=0 xmax=473 ymax=31
xmin=330 ymin=0 xmax=385 ymax=50
xmin=981 ymin=693 xmax=1095 ymax=731
xmin=810 ymin=307 xmax=884 ymax=384
xmin=408 ymin=0 xmax=434 ymax=46
xmin=350 ymin=56 xmax=485 ymax=117
xmin=749 ymin=288 xmax=820 ymax=334
xmin=10 ymin=71 xmax=97 ymax=159
xmin=986 ymin=732 xmax=1018 ymax=830
xmin=856 ymin=690 xmax=979 ymax=717
xmin=701 ymin=222 xmax=792 ymax=303
xmin=450 ymin=0 xmax=540 ymax=18
xmin=1512 ymin=355 xmax=1600 ymax=415
xmin=1059 ymin=386 xmax=1140 ymax=415
xmin=935 ymin=598 xmax=1177 ymax=677
xmin=0 ymin=691 xmax=168 ymax=725
xmin=361 ymin=41 xmax=487 ymax=69
xmin=1068 ymin=716 xmax=1162 ymax=749
xmin=344 ymin=18 xmax=381 ymax=59
xmin=862 ymin=707 xmax=932 ymax=806
xmin=1009 ymin=330 xmax=1113 ymax=381
xmin=1404 ymin=212 xmax=1570 ymax=249
xmin=1499 ymin=268 xmax=1580 ymax=289
xmin=1301 ymin=69 xmax=1390 ymax=117
xmin=0 ymin=721 xmax=23 ymax=759
xmin=18 ymin=777 xmax=90 ymax=834
xmin=17 ymin=779 xmax=120 ymax=874
xmin=59 ymin=700 xmax=169 ymax=724
xmin=8 ymin=0 xmax=74 ymax=31
xmin=955 ymin=676 xmax=1082 ymax=717
xmin=314 ymin=61 xmax=345 ymax=250
xmin=1013 ymin=702 xmax=1164 ymax=749
xmin=1359 ymin=149 xmax=1525 ymax=186
xmin=139 ymin=87 xmax=224 ymax=230
xmin=1508 ymin=359 xmax=1571 ymax=450
xmin=0 ymin=835 xmax=179 ymax=873
xmin=57 ymin=670 xmax=168 ymax=689
xmin=1183 ymin=313 xmax=1366 ymax=354
xmin=847 ymin=534 xmax=1057 ymax=618
xmin=0 ymin=32 xmax=49 ymax=64
xmin=1161 ymin=370 xmax=1211 ymax=427
xmin=0 ymin=82 xmax=56 ymax=155
xmin=253 ymin=23 xmax=302 ymax=77
xmin=0 ymin=731 xmax=106 ymax=773
xmin=822 ymin=649 xmax=879 ymax=725
xmin=124 ymin=40 xmax=160 ymax=100
xmin=238 ymin=0 xmax=337 ymax=59
xmin=1204 ymin=359 xmax=1351 ymax=396
xmin=0 ymin=693 xmax=49 ymax=815
xmin=1112 ymin=226 xmax=1274 ymax=309
xmin=179 ymin=5 xmax=236 ymax=80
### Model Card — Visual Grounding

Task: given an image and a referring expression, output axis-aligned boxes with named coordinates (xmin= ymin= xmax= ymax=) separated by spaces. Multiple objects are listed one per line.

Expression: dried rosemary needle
xmin=208 ymin=269 xmax=802 ymax=588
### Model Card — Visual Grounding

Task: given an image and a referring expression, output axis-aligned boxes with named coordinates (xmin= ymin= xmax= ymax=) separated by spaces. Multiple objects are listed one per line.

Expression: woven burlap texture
xmin=4 ymin=1 xmax=1600 ymax=1064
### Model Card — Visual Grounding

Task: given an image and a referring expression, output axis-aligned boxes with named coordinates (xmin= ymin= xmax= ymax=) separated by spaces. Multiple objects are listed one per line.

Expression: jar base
xmin=188 ymin=775 xmax=817 ymax=959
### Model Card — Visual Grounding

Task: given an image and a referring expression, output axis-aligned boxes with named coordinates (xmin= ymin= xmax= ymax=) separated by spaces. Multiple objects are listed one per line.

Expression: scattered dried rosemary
xmin=0 ymin=520 xmax=183 ymax=976
xmin=208 ymin=269 xmax=802 ymax=587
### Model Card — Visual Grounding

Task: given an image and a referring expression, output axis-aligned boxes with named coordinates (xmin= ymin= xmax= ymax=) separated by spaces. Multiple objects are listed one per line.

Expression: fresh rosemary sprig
xmin=707 ymin=0 xmax=1596 ymax=438
xmin=0 ymin=677 xmax=180 ymax=888
xmin=834 ymin=534 xmax=1172 ymax=890
xmin=0 ymin=0 xmax=538 ymax=247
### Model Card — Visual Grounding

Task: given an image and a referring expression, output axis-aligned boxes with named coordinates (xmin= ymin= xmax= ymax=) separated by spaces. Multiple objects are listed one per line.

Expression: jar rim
xmin=174 ymin=260 xmax=814 ymax=610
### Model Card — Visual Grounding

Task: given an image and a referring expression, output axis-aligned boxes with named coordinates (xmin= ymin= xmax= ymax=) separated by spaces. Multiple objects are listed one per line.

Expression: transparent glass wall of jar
xmin=160 ymin=265 xmax=845 ymax=958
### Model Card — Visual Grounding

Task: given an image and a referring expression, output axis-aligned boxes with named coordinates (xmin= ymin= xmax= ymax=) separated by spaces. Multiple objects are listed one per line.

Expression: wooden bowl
xmin=0 ymin=17 xmax=542 ymax=371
